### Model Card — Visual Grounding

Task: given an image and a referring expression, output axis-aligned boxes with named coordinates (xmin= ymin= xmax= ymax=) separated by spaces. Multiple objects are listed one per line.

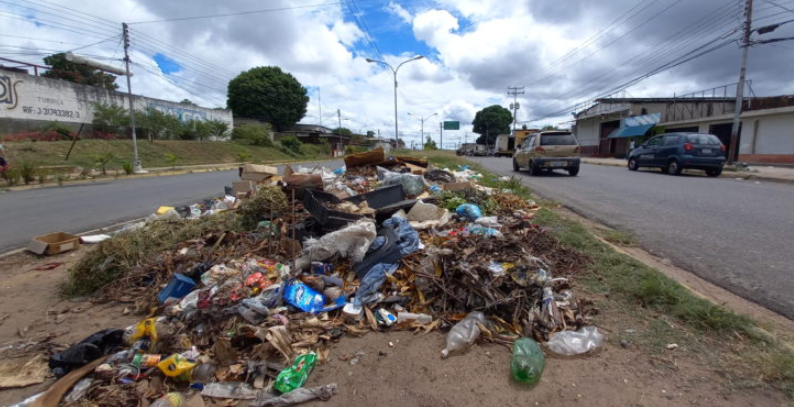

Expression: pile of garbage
xmin=13 ymin=148 xmax=603 ymax=407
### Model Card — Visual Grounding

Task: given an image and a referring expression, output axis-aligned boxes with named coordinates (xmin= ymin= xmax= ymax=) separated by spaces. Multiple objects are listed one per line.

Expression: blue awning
xmin=607 ymin=113 xmax=661 ymax=139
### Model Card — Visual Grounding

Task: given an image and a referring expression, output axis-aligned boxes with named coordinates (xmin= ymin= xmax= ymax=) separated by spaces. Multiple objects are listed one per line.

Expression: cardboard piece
xmin=241 ymin=164 xmax=278 ymax=182
xmin=0 ymin=354 xmax=49 ymax=388
xmin=443 ymin=181 xmax=474 ymax=191
xmin=28 ymin=232 xmax=81 ymax=255
xmin=405 ymin=163 xmax=426 ymax=175
xmin=232 ymin=180 xmax=256 ymax=198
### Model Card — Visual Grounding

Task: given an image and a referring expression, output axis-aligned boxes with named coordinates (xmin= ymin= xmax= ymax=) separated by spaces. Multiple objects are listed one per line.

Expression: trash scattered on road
xmin=14 ymin=149 xmax=599 ymax=405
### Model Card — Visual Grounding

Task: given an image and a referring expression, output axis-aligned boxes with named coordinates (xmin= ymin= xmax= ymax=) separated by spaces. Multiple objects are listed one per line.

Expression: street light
xmin=366 ymin=55 xmax=424 ymax=148
xmin=407 ymin=112 xmax=437 ymax=144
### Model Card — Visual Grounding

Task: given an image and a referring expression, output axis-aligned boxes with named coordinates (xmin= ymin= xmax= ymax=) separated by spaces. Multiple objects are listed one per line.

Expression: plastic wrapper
xmin=377 ymin=166 xmax=426 ymax=196
xmin=275 ymin=353 xmax=317 ymax=394
xmin=295 ymin=220 xmax=376 ymax=270
xmin=202 ymin=382 xmax=260 ymax=399
xmin=252 ymin=383 xmax=337 ymax=407
xmin=455 ymin=204 xmax=482 ymax=221
xmin=546 ymin=327 xmax=604 ymax=355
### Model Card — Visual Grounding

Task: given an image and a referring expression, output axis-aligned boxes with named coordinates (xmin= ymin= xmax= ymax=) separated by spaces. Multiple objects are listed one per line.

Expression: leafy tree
xmin=366 ymin=130 xmax=375 ymax=137
xmin=232 ymin=123 xmax=273 ymax=146
xmin=333 ymin=127 xmax=352 ymax=136
xmin=179 ymin=99 xmax=198 ymax=106
xmin=424 ymin=136 xmax=438 ymax=150
xmin=227 ymin=66 xmax=309 ymax=131
xmin=472 ymin=105 xmax=512 ymax=145
xmin=42 ymin=53 xmax=118 ymax=90
xmin=541 ymin=124 xmax=561 ymax=130
xmin=205 ymin=120 xmax=230 ymax=140
xmin=92 ymin=152 xmax=115 ymax=175
xmin=92 ymin=103 xmax=129 ymax=135
xmin=137 ymin=107 xmax=180 ymax=142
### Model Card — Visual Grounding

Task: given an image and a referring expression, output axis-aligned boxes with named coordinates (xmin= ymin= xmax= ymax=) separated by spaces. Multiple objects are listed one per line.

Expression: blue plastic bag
xmin=455 ymin=204 xmax=482 ymax=221
xmin=284 ymin=280 xmax=345 ymax=313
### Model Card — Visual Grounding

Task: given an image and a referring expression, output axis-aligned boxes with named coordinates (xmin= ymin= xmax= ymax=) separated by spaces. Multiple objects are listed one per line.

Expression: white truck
xmin=494 ymin=134 xmax=514 ymax=157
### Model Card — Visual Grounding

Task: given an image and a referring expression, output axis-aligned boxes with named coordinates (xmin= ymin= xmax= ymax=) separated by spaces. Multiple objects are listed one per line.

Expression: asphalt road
xmin=0 ymin=160 xmax=341 ymax=254
xmin=469 ymin=157 xmax=794 ymax=320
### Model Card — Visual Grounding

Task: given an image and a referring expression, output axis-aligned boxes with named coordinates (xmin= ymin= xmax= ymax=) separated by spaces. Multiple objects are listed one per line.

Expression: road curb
xmin=580 ymin=159 xmax=794 ymax=185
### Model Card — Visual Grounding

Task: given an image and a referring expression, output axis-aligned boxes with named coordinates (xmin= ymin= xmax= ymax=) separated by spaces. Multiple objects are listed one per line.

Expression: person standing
xmin=628 ymin=139 xmax=636 ymax=153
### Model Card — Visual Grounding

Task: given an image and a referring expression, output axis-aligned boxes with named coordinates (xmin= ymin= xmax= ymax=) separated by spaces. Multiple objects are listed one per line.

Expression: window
xmin=540 ymin=134 xmax=577 ymax=146
xmin=663 ymin=135 xmax=680 ymax=145
xmin=524 ymin=136 xmax=535 ymax=149
xmin=646 ymin=136 xmax=663 ymax=146
xmin=685 ymin=133 xmax=721 ymax=145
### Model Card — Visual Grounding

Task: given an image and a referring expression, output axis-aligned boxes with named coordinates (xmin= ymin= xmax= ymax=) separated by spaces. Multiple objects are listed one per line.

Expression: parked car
xmin=512 ymin=131 xmax=581 ymax=176
xmin=627 ymin=132 xmax=726 ymax=177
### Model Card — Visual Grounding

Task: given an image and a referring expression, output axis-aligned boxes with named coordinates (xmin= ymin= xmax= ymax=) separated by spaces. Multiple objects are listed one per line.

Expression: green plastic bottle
xmin=275 ymin=352 xmax=317 ymax=394
xmin=511 ymin=338 xmax=544 ymax=385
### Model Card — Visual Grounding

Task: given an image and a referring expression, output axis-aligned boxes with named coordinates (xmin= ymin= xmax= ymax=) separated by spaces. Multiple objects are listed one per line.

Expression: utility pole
xmin=439 ymin=122 xmax=443 ymax=151
xmin=728 ymin=0 xmax=753 ymax=164
xmin=318 ymin=88 xmax=322 ymax=126
xmin=337 ymin=109 xmax=342 ymax=131
xmin=122 ymin=23 xmax=142 ymax=173
xmin=508 ymin=86 xmax=525 ymax=133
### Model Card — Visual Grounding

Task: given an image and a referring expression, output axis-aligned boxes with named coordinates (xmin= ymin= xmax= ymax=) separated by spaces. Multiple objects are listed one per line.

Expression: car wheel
xmin=512 ymin=159 xmax=520 ymax=172
xmin=706 ymin=168 xmax=722 ymax=177
xmin=529 ymin=161 xmax=541 ymax=176
xmin=666 ymin=159 xmax=683 ymax=175
xmin=568 ymin=166 xmax=579 ymax=176
xmin=628 ymin=158 xmax=639 ymax=171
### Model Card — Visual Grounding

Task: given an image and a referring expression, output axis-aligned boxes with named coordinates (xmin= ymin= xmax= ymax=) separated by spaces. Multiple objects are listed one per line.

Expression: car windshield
xmin=685 ymin=134 xmax=721 ymax=145
xmin=540 ymin=134 xmax=577 ymax=146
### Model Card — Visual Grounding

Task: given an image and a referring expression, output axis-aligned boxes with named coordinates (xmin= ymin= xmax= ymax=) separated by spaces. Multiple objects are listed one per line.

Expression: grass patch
xmin=599 ymin=229 xmax=638 ymax=246
xmin=3 ymin=139 xmax=331 ymax=172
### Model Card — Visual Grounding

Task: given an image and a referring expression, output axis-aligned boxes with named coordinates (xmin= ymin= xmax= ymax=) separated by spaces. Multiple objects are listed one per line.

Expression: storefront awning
xmin=607 ymin=113 xmax=661 ymax=138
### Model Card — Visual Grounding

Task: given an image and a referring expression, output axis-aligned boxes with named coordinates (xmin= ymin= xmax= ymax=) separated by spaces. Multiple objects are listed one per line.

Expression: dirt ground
xmin=0 ymin=248 xmax=788 ymax=407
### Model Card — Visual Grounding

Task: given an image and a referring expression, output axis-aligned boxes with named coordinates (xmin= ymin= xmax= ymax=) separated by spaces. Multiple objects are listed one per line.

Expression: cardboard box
xmin=240 ymin=164 xmax=278 ymax=182
xmin=28 ymin=232 xmax=81 ymax=255
xmin=232 ymin=180 xmax=256 ymax=197
xmin=443 ymin=181 xmax=473 ymax=191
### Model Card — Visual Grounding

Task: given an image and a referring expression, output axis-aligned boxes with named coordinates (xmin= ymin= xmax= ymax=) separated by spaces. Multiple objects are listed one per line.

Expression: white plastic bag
xmin=546 ymin=327 xmax=604 ymax=355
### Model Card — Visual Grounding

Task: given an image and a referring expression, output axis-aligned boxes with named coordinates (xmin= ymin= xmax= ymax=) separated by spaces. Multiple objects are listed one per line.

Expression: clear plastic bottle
xmin=511 ymin=338 xmax=544 ymax=385
xmin=150 ymin=392 xmax=185 ymax=407
xmin=396 ymin=312 xmax=433 ymax=324
xmin=185 ymin=363 xmax=217 ymax=383
xmin=440 ymin=311 xmax=487 ymax=358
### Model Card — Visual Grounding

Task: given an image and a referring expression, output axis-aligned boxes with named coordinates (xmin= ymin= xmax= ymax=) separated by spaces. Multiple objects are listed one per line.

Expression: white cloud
xmin=386 ymin=2 xmax=413 ymax=25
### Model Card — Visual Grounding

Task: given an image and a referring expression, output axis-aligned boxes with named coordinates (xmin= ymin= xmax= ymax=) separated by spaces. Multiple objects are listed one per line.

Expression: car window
xmin=646 ymin=136 xmax=663 ymax=146
xmin=540 ymin=134 xmax=577 ymax=146
xmin=524 ymin=136 xmax=535 ymax=149
xmin=685 ymin=133 xmax=721 ymax=145
xmin=663 ymin=135 xmax=680 ymax=145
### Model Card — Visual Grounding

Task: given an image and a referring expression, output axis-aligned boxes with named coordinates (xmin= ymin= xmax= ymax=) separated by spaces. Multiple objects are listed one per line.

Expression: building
xmin=573 ymin=89 xmax=794 ymax=164
xmin=279 ymin=124 xmax=350 ymax=157
xmin=0 ymin=66 xmax=233 ymax=137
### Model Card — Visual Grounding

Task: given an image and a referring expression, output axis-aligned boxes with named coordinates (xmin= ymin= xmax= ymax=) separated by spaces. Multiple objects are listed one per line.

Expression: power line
xmin=0 ymin=1 xmax=120 ymax=37
xmin=0 ymin=10 xmax=120 ymax=40
xmin=0 ymin=34 xmax=84 ymax=45
xmin=343 ymin=0 xmax=382 ymax=59
xmin=128 ymin=1 xmax=345 ymax=24
xmin=760 ymin=0 xmax=794 ymax=13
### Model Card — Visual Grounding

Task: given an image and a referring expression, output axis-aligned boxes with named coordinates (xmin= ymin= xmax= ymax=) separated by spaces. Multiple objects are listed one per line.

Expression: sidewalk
xmin=581 ymin=157 xmax=794 ymax=184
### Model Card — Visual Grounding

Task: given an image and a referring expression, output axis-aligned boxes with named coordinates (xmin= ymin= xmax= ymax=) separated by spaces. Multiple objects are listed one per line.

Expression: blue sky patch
xmin=153 ymin=53 xmax=181 ymax=74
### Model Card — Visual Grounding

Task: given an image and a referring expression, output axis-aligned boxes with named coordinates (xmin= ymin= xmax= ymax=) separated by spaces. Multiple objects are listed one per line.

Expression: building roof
xmin=594 ymin=97 xmax=735 ymax=103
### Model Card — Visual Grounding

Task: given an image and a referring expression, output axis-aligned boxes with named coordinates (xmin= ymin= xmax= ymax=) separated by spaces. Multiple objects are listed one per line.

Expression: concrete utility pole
xmin=439 ymin=121 xmax=443 ymax=150
xmin=337 ymin=108 xmax=342 ymax=131
xmin=728 ymin=0 xmax=753 ymax=164
xmin=408 ymin=112 xmax=437 ymax=145
xmin=508 ymin=86 xmax=525 ymax=132
xmin=366 ymin=56 xmax=424 ymax=146
xmin=122 ymin=23 xmax=143 ymax=173
xmin=318 ymin=88 xmax=322 ymax=126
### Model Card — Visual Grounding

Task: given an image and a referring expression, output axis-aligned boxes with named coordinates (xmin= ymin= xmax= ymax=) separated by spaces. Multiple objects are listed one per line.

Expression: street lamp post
xmin=407 ymin=112 xmax=437 ymax=145
xmin=366 ymin=55 xmax=424 ymax=148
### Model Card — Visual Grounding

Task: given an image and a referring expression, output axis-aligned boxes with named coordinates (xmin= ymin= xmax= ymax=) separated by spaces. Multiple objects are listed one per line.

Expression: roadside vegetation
xmin=403 ymin=149 xmax=794 ymax=397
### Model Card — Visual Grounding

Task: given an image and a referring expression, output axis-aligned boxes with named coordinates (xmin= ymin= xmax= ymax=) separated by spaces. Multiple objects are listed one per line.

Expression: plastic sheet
xmin=546 ymin=327 xmax=605 ymax=355
xmin=296 ymin=220 xmax=377 ymax=270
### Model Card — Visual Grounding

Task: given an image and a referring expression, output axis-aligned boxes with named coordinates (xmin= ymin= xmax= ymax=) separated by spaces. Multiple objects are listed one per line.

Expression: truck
xmin=494 ymin=129 xmax=540 ymax=157
xmin=456 ymin=143 xmax=486 ymax=156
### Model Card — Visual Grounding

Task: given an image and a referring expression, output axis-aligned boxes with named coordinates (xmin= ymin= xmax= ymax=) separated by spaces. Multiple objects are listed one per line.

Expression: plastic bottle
xmin=440 ymin=311 xmax=487 ymax=358
xmin=511 ymin=338 xmax=545 ymax=385
xmin=396 ymin=312 xmax=433 ymax=324
xmin=183 ymin=363 xmax=217 ymax=383
xmin=274 ymin=353 xmax=317 ymax=394
xmin=150 ymin=392 xmax=185 ymax=407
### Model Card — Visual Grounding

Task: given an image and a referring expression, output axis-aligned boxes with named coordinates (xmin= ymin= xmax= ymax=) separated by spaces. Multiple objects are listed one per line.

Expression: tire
xmin=666 ymin=159 xmax=683 ymax=175
xmin=512 ymin=159 xmax=520 ymax=172
xmin=568 ymin=166 xmax=580 ymax=176
xmin=529 ymin=161 xmax=541 ymax=176
xmin=706 ymin=168 xmax=722 ymax=177
xmin=628 ymin=158 xmax=639 ymax=171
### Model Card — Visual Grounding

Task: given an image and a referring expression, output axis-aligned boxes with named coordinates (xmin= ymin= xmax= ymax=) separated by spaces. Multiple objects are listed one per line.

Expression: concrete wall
xmin=0 ymin=68 xmax=233 ymax=135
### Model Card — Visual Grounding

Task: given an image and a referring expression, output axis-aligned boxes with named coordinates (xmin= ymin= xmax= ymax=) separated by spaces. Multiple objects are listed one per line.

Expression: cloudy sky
xmin=2 ymin=0 xmax=793 ymax=148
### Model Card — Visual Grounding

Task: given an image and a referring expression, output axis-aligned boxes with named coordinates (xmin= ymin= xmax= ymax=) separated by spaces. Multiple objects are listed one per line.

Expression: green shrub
xmin=279 ymin=135 xmax=302 ymax=154
xmin=232 ymin=123 xmax=273 ymax=147
xmin=92 ymin=152 xmax=116 ymax=175
xmin=18 ymin=161 xmax=38 ymax=185
xmin=122 ymin=162 xmax=134 ymax=175
xmin=164 ymin=153 xmax=179 ymax=169
xmin=5 ymin=168 xmax=21 ymax=186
